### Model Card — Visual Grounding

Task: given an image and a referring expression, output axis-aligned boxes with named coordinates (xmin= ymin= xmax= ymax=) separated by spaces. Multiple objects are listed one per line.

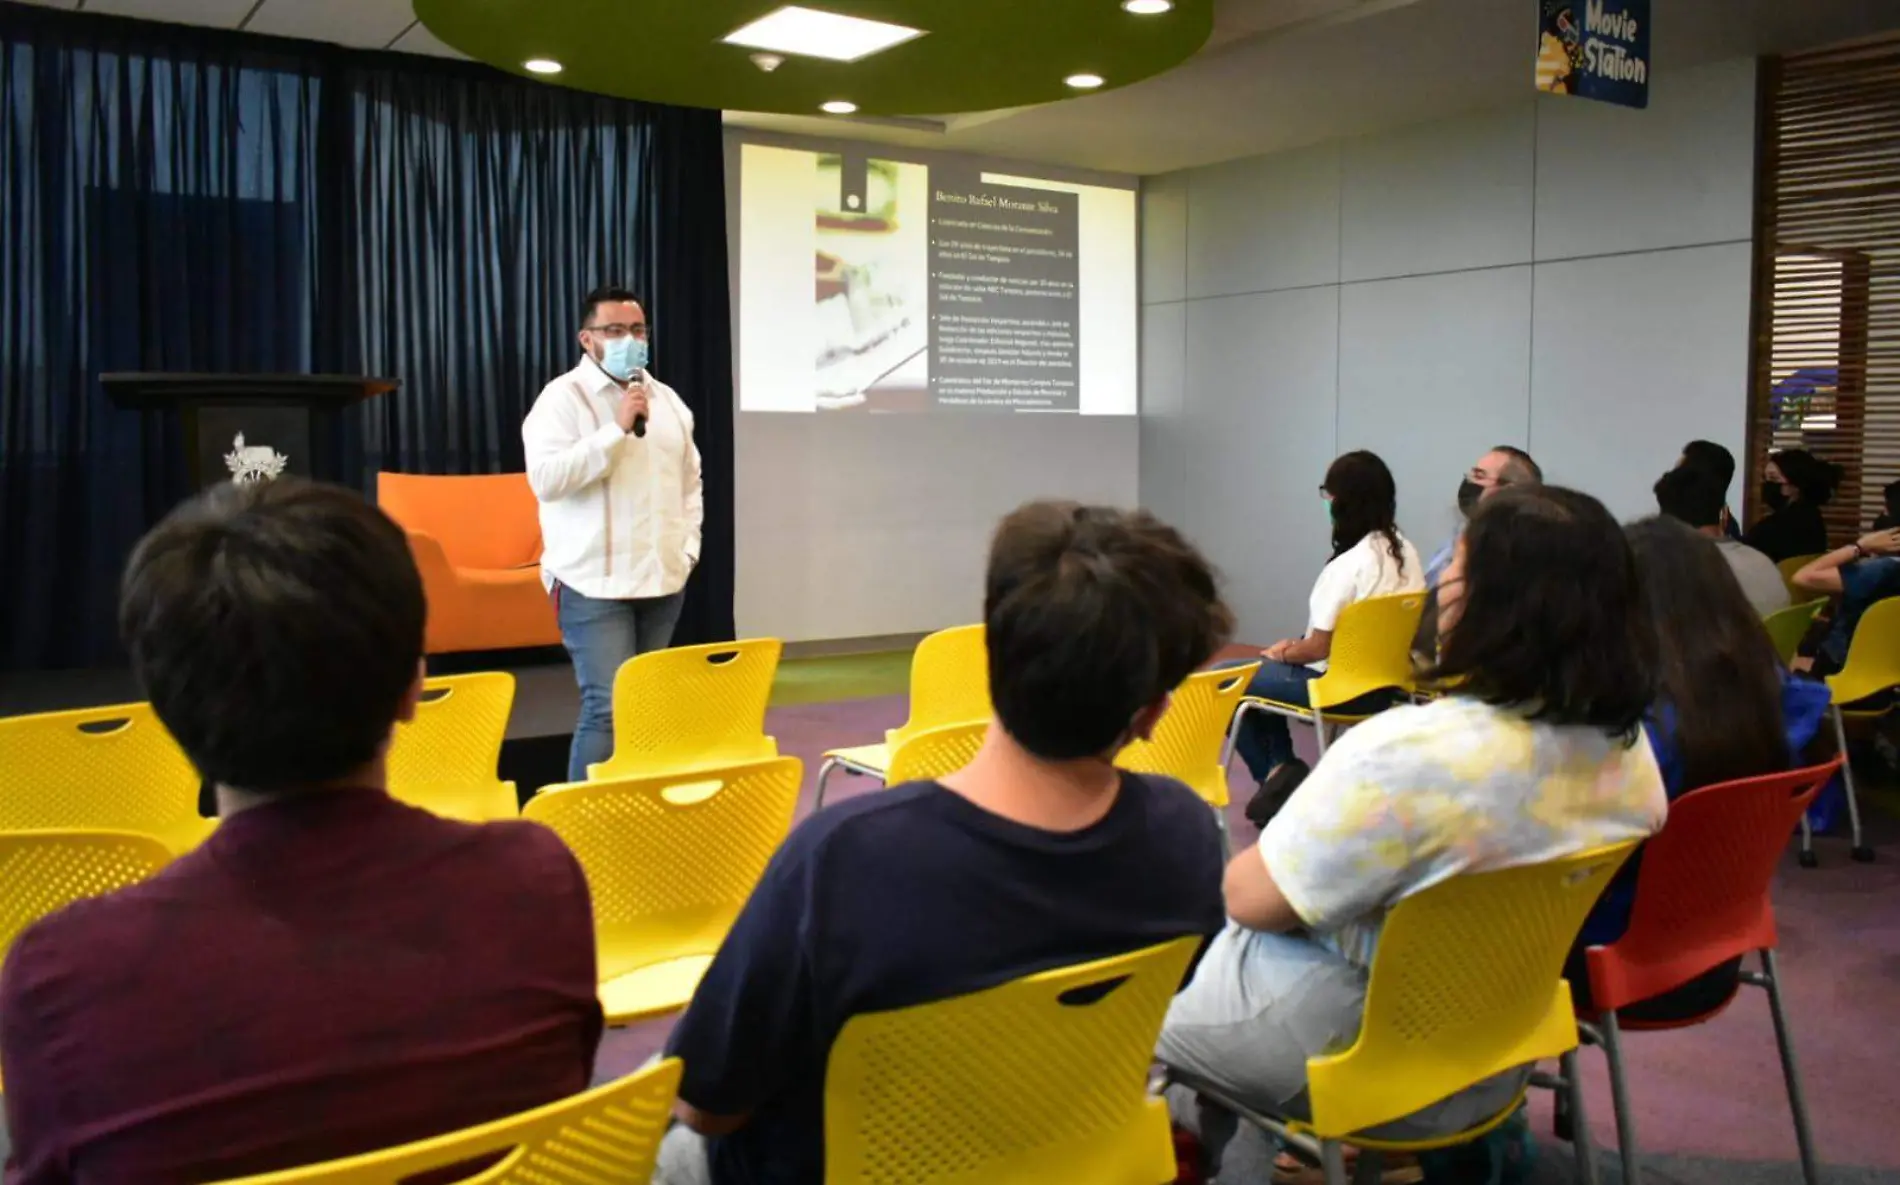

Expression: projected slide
xmin=737 ymin=143 xmax=1137 ymax=415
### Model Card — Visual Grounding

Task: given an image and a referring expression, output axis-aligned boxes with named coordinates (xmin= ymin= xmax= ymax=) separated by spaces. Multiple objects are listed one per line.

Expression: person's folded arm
xmin=523 ymin=390 xmax=625 ymax=503
xmin=1222 ymin=846 xmax=1304 ymax=933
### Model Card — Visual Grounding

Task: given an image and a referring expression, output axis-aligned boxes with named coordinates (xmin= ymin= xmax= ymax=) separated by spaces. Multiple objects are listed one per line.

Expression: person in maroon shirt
xmin=0 ymin=479 xmax=603 ymax=1185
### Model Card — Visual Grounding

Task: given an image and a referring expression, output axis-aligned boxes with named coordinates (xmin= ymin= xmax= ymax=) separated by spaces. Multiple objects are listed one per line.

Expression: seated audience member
xmin=1872 ymin=478 xmax=1900 ymax=531
xmin=1745 ymin=448 xmax=1841 ymax=562
xmin=1796 ymin=526 xmax=1900 ymax=678
xmin=1159 ymin=486 xmax=1666 ymax=1161
xmin=1573 ymin=518 xmax=1829 ymax=996
xmin=654 ymin=502 xmax=1232 ymax=1185
xmin=1677 ymin=438 xmax=1743 ymax=539
xmin=1423 ymin=445 xmax=1542 ymax=588
xmin=1653 ymin=466 xmax=1789 ymax=616
xmin=1234 ymin=451 xmax=1423 ymax=821
xmin=0 ymin=480 xmax=602 ymax=1185
xmin=1414 ymin=445 xmax=1541 ymax=662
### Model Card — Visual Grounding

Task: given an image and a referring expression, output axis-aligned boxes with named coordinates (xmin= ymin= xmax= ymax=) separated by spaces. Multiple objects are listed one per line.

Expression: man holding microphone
xmin=525 ymin=286 xmax=703 ymax=783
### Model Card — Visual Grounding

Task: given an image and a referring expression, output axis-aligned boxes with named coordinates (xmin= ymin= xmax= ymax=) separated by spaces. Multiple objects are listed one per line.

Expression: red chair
xmin=1575 ymin=759 xmax=1841 ymax=1185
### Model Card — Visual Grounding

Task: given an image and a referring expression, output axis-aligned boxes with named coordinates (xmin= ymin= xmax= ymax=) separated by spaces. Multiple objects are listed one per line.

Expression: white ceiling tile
xmin=386 ymin=20 xmax=466 ymax=60
xmin=245 ymin=0 xmax=415 ymax=49
xmin=81 ymin=0 xmax=255 ymax=27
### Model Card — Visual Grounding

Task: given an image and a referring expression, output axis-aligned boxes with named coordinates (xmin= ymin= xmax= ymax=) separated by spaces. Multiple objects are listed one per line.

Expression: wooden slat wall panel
xmin=1750 ymin=37 xmax=1900 ymax=543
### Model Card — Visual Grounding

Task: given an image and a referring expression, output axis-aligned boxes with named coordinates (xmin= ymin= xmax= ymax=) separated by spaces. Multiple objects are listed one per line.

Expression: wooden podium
xmin=102 ymin=373 xmax=398 ymax=490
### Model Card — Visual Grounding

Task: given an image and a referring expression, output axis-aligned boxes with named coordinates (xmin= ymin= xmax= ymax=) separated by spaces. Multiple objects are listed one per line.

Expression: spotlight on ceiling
xmin=1064 ymin=73 xmax=1106 ymax=90
xmin=1122 ymin=0 xmax=1174 ymax=12
xmin=821 ymin=100 xmax=859 ymax=115
xmin=523 ymin=58 xmax=564 ymax=74
xmin=725 ymin=6 xmax=925 ymax=63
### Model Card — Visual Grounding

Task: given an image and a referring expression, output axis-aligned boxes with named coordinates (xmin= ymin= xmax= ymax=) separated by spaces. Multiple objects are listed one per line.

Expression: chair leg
xmin=1562 ymin=1048 xmax=1602 ymax=1185
xmin=1313 ymin=717 xmax=1330 ymax=757
xmin=1798 ymin=813 xmax=1818 ymax=869
xmin=1220 ymin=703 xmax=1255 ymax=770
xmin=1599 ymin=1010 xmax=1642 ymax=1185
xmin=1832 ymin=707 xmax=1875 ymax=863
xmin=1320 ymin=1140 xmax=1349 ymax=1185
xmin=1759 ymin=948 xmax=1823 ymax=1185
xmin=1213 ymin=806 xmax=1231 ymax=858
xmin=813 ymin=759 xmax=839 ymax=812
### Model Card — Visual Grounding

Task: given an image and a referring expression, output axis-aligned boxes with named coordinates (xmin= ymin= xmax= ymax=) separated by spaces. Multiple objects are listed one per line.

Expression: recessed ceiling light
xmin=1065 ymin=73 xmax=1106 ymax=90
xmin=821 ymin=100 xmax=859 ymax=115
xmin=723 ymin=5 xmax=925 ymax=63
xmin=523 ymin=58 xmax=563 ymax=74
xmin=1122 ymin=0 xmax=1174 ymax=13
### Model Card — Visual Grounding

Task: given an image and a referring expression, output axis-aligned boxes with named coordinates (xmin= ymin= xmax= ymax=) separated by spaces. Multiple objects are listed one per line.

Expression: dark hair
xmin=1625 ymin=516 xmax=1789 ymax=790
xmin=119 ymin=479 xmax=426 ymax=793
xmin=1489 ymin=445 xmax=1543 ymax=486
xmin=984 ymin=502 xmax=1234 ymax=761
xmin=1771 ymin=448 xmax=1842 ymax=505
xmin=1653 ymin=466 xmax=1725 ymax=530
xmin=1883 ymin=478 xmax=1900 ymax=520
xmin=1680 ymin=440 xmax=1736 ymax=492
xmin=1429 ymin=485 xmax=1654 ymax=740
xmin=580 ymin=285 xmax=642 ymax=329
xmin=1324 ymin=450 xmax=1406 ymax=574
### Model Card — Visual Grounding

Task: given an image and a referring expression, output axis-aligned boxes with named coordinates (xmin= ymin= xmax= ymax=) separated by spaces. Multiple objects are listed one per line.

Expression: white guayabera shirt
xmin=522 ymin=354 xmax=703 ymax=600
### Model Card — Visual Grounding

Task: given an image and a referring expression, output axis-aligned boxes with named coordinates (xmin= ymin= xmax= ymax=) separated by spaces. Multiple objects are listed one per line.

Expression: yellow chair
xmin=883 ymin=720 xmax=989 ymax=786
xmin=524 ymin=757 xmax=801 ymax=1024
xmin=385 ymin=673 xmax=518 ymax=821
xmin=588 ymin=638 xmax=781 ymax=780
xmin=1762 ymin=598 xmax=1827 ymax=666
xmin=2 ymin=829 xmax=175 ymax=962
xmin=0 ymin=703 xmax=214 ymax=854
xmin=815 ymin=624 xmax=988 ymax=809
xmin=1118 ymin=663 xmax=1259 ymax=843
xmin=208 ymin=1059 xmax=683 ymax=1185
xmin=1166 ymin=843 xmax=1638 ymax=1185
xmin=824 ymin=937 xmax=1199 ymax=1185
xmin=1778 ymin=553 xmax=1823 ymax=602
xmin=1802 ymin=596 xmax=1900 ymax=866
xmin=1224 ymin=593 xmax=1425 ymax=767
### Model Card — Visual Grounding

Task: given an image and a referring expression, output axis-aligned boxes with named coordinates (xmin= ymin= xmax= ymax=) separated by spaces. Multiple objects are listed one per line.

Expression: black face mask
xmin=1761 ymin=480 xmax=1790 ymax=511
xmin=1457 ymin=479 xmax=1484 ymax=515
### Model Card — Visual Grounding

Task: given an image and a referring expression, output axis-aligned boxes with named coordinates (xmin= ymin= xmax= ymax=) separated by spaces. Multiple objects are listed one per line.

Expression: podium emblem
xmin=224 ymin=433 xmax=289 ymax=484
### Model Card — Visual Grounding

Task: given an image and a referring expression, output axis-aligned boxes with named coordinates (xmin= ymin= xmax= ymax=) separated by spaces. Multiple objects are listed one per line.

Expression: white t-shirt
xmin=1305 ymin=530 xmax=1425 ymax=671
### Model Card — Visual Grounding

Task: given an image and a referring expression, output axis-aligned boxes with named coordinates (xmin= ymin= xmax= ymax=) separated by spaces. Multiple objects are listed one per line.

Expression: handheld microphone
xmin=632 ymin=372 xmax=648 ymax=438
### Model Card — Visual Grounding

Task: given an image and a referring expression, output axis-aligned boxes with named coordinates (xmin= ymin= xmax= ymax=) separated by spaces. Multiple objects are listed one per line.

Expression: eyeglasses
xmin=586 ymin=322 xmax=647 ymax=340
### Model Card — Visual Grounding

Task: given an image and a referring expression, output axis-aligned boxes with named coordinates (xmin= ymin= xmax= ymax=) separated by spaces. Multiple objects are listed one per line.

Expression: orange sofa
xmin=377 ymin=472 xmax=561 ymax=655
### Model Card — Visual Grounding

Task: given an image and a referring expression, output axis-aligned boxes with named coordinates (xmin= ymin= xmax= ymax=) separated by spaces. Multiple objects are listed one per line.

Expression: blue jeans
xmin=554 ymin=583 xmax=685 ymax=783
xmin=1222 ymin=659 xmax=1398 ymax=782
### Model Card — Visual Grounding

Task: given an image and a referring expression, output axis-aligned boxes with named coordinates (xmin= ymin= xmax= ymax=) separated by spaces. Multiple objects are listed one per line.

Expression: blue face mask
xmin=598 ymin=335 xmax=648 ymax=381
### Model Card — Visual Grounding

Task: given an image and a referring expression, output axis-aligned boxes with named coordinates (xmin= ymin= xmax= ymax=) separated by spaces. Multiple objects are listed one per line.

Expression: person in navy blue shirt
xmin=653 ymin=501 xmax=1234 ymax=1185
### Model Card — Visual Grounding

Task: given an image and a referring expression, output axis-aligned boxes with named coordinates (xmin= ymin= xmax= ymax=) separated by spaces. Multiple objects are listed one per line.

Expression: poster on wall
xmin=1536 ymin=0 xmax=1649 ymax=109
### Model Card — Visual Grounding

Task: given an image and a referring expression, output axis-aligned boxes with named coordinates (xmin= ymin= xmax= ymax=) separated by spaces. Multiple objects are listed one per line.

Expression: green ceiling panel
xmin=413 ymin=0 xmax=1213 ymax=116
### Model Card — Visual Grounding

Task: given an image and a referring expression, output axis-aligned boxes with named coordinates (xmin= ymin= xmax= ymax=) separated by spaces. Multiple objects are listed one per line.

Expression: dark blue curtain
xmin=0 ymin=2 xmax=735 ymax=670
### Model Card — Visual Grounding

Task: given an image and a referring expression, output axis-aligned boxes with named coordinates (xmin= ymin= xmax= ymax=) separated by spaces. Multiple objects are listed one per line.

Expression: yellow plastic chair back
xmin=1777 ymin=553 xmax=1823 ymax=602
xmin=208 ymin=1059 xmax=683 ymax=1185
xmin=386 ymin=673 xmax=518 ymax=821
xmin=1301 ymin=842 xmax=1638 ymax=1142
xmin=590 ymin=639 xmax=781 ymax=779
xmin=0 ymin=703 xmax=213 ymax=854
xmin=1307 ymin=593 xmax=1426 ymax=712
xmin=1118 ymin=664 xmax=1259 ymax=808
xmin=1762 ymin=598 xmax=1827 ymax=666
xmin=2 ymin=829 xmax=173 ymax=964
xmin=524 ymin=757 xmax=801 ymax=1023
xmin=888 ymin=625 xmax=990 ymax=748
xmin=824 ymin=937 xmax=1198 ymax=1185
xmin=1828 ymin=595 xmax=1900 ymax=711
xmin=884 ymin=720 xmax=988 ymax=786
